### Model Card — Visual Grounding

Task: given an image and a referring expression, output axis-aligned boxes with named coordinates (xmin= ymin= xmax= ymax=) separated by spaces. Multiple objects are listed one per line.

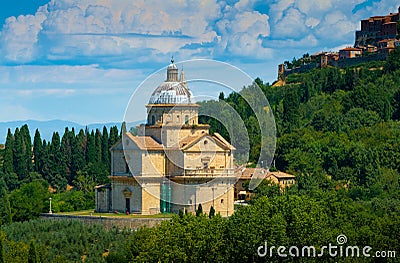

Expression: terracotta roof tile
xmin=125 ymin=133 xmax=163 ymax=150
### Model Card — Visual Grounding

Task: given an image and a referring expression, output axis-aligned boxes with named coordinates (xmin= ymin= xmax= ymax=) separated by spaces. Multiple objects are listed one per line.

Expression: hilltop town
xmin=277 ymin=5 xmax=400 ymax=84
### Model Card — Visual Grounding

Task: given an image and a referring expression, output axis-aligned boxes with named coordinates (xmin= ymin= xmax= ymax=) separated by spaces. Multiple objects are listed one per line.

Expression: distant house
xmin=339 ymin=47 xmax=363 ymax=59
xmin=311 ymin=51 xmax=339 ymax=67
xmin=234 ymin=168 xmax=295 ymax=200
xmin=265 ymin=171 xmax=296 ymax=189
xmin=377 ymin=39 xmax=398 ymax=55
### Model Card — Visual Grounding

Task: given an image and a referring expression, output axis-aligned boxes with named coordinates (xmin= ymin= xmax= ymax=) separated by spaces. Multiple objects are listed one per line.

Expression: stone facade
xmin=355 ymin=6 xmax=400 ymax=48
xmin=234 ymin=168 xmax=296 ymax=200
xmin=96 ymin=59 xmax=236 ymax=216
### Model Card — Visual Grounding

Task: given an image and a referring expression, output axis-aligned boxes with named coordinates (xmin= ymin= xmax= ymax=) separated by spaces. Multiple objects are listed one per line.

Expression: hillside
xmin=201 ymin=47 xmax=400 ymax=196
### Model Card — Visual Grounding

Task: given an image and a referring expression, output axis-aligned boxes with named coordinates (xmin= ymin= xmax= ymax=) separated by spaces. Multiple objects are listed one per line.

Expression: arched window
xmin=185 ymin=115 xmax=189 ymax=125
xmin=151 ymin=115 xmax=155 ymax=125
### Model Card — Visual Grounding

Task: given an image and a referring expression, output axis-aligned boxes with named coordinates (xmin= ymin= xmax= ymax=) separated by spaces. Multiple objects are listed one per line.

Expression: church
xmin=95 ymin=59 xmax=236 ymax=216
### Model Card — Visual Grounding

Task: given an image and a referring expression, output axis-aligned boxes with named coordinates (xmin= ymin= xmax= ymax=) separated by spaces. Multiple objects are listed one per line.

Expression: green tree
xmin=28 ymin=241 xmax=40 ymax=263
xmin=196 ymin=204 xmax=203 ymax=216
xmin=109 ymin=126 xmax=119 ymax=147
xmin=49 ymin=132 xmax=66 ymax=190
xmin=33 ymin=129 xmax=42 ymax=173
xmin=0 ymin=231 xmax=5 ymax=263
xmin=120 ymin=122 xmax=127 ymax=136
xmin=209 ymin=206 xmax=215 ymax=218
xmin=283 ymin=86 xmax=300 ymax=132
xmin=61 ymin=128 xmax=73 ymax=181
xmin=3 ymin=129 xmax=14 ymax=175
xmin=86 ymin=130 xmax=96 ymax=164
xmin=250 ymin=179 xmax=282 ymax=199
xmin=95 ymin=129 xmax=102 ymax=163
xmin=10 ymin=180 xmax=49 ymax=222
xmin=384 ymin=46 xmax=400 ymax=73
xmin=0 ymin=178 xmax=11 ymax=226
xmin=71 ymin=129 xmax=86 ymax=183
xmin=13 ymin=128 xmax=29 ymax=181
xmin=101 ymin=126 xmax=110 ymax=170
xmin=392 ymin=89 xmax=400 ymax=120
xmin=20 ymin=124 xmax=32 ymax=174
xmin=226 ymin=197 xmax=288 ymax=262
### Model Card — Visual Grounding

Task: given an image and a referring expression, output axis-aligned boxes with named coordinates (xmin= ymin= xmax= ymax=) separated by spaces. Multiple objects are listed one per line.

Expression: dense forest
xmin=0 ymin=125 xmax=122 ymax=222
xmin=0 ymin=48 xmax=399 ymax=262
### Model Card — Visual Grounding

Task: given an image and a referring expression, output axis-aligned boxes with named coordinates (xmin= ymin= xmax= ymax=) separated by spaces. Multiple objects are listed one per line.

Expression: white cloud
xmin=0 ymin=0 xmax=275 ymax=64
xmin=296 ymin=0 xmax=333 ymax=14
xmin=266 ymin=0 xmax=391 ymax=50
xmin=273 ymin=7 xmax=308 ymax=38
xmin=0 ymin=7 xmax=47 ymax=62
xmin=0 ymin=0 xmax=226 ymax=64
xmin=216 ymin=2 xmax=271 ymax=59
xmin=315 ymin=11 xmax=358 ymax=42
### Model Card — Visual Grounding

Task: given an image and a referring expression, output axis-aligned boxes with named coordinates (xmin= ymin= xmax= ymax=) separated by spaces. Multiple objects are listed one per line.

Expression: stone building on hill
xmin=234 ymin=168 xmax=295 ymax=200
xmin=355 ymin=6 xmax=400 ymax=48
xmin=95 ymin=59 xmax=236 ymax=216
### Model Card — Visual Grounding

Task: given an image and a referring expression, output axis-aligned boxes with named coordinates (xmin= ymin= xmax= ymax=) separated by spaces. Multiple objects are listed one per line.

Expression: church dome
xmin=149 ymin=58 xmax=194 ymax=104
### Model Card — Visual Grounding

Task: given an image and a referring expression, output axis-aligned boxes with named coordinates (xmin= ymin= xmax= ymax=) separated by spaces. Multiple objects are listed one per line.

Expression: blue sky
xmin=0 ymin=0 xmax=398 ymax=125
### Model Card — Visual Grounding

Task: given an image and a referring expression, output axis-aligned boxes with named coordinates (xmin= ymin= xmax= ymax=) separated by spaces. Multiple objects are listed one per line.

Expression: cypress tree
xmin=109 ymin=126 xmax=119 ymax=147
xmin=120 ymin=121 xmax=127 ymax=137
xmin=50 ymin=132 xmax=66 ymax=190
xmin=13 ymin=128 xmax=28 ymax=181
xmin=101 ymin=126 xmax=110 ymax=169
xmin=40 ymin=140 xmax=51 ymax=184
xmin=61 ymin=128 xmax=73 ymax=178
xmin=86 ymin=130 xmax=96 ymax=164
xmin=196 ymin=204 xmax=203 ymax=216
xmin=3 ymin=129 xmax=14 ymax=174
xmin=209 ymin=206 xmax=215 ymax=218
xmin=71 ymin=129 xmax=86 ymax=182
xmin=50 ymin=132 xmax=62 ymax=166
xmin=20 ymin=124 xmax=32 ymax=173
xmin=95 ymin=129 xmax=102 ymax=163
xmin=33 ymin=129 xmax=42 ymax=173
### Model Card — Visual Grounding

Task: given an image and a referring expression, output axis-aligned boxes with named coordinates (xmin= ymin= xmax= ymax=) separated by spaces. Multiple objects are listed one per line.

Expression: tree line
xmin=1 ymin=186 xmax=398 ymax=262
xmin=2 ymin=125 xmax=121 ymax=192
xmin=0 ymin=125 xmax=123 ymax=223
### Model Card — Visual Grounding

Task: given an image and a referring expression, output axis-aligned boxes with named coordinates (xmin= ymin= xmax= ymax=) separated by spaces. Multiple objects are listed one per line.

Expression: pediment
xmin=180 ymin=133 xmax=233 ymax=152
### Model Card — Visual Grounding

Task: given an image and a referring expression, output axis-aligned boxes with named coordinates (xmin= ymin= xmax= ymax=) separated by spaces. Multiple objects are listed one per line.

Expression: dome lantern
xmin=149 ymin=58 xmax=194 ymax=105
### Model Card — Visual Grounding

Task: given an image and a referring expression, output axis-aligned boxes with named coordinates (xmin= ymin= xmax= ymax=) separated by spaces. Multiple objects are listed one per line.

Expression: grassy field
xmin=57 ymin=210 xmax=175 ymax=218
